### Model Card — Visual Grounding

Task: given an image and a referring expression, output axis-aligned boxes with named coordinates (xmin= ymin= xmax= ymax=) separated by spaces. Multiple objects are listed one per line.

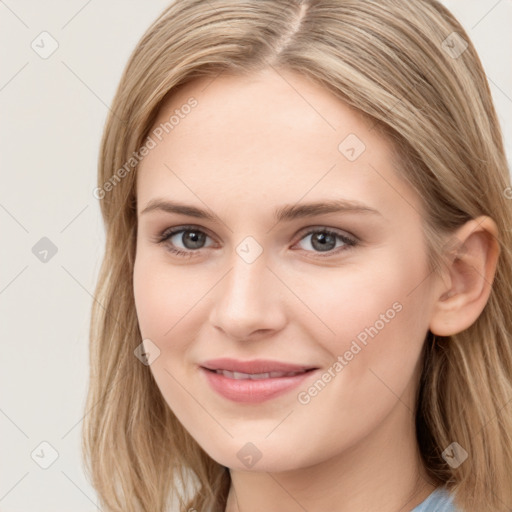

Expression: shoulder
xmin=411 ymin=487 xmax=462 ymax=512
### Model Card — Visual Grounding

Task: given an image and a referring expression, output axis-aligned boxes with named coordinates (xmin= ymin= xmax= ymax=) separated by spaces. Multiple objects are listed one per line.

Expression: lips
xmin=199 ymin=358 xmax=319 ymax=403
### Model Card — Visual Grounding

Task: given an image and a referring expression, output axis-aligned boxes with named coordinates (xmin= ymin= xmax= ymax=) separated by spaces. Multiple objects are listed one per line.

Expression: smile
xmin=200 ymin=366 xmax=318 ymax=403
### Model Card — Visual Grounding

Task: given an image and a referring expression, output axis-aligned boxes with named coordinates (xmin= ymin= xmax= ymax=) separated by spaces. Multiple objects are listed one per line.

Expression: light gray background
xmin=1 ymin=1 xmax=511 ymax=510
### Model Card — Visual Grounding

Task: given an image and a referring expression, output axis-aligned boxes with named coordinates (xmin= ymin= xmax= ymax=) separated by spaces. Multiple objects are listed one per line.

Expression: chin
xmin=200 ymin=440 xmax=312 ymax=473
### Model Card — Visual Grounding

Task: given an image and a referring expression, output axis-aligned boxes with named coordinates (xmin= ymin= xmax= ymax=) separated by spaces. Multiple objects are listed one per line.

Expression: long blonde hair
xmin=82 ymin=1 xmax=512 ymax=510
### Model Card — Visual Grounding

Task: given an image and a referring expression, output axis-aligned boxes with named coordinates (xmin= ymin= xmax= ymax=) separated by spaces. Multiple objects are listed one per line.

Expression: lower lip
xmin=200 ymin=367 xmax=317 ymax=403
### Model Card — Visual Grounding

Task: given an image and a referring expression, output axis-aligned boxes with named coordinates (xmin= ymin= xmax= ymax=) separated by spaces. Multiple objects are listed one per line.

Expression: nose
xmin=208 ymin=247 xmax=287 ymax=341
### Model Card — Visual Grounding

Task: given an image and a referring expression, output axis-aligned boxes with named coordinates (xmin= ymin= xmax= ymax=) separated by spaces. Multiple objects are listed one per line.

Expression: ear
xmin=429 ymin=216 xmax=500 ymax=336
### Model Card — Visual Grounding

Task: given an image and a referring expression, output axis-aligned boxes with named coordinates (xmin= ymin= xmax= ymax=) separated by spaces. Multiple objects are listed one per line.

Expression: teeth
xmin=214 ymin=369 xmax=304 ymax=379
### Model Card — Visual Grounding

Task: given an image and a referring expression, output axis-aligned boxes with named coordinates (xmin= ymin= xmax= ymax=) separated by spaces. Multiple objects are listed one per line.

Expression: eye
xmin=155 ymin=225 xmax=215 ymax=258
xmin=293 ymin=227 xmax=358 ymax=257
xmin=153 ymin=225 xmax=358 ymax=259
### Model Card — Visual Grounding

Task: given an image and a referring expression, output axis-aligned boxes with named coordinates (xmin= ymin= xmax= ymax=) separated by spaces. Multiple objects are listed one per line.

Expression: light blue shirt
xmin=411 ymin=487 xmax=461 ymax=511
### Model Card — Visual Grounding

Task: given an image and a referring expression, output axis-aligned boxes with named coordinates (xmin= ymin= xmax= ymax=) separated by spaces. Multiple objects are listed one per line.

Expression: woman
xmin=83 ymin=1 xmax=512 ymax=511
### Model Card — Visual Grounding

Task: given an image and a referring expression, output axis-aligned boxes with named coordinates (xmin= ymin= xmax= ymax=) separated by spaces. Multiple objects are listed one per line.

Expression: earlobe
xmin=429 ymin=216 xmax=500 ymax=337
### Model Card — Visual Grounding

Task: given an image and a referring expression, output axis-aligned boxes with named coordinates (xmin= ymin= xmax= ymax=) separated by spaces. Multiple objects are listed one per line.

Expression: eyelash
xmin=153 ymin=224 xmax=358 ymax=259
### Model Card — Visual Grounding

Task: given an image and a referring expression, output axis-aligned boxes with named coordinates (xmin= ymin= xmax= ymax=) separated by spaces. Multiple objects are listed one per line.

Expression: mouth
xmin=199 ymin=358 xmax=319 ymax=403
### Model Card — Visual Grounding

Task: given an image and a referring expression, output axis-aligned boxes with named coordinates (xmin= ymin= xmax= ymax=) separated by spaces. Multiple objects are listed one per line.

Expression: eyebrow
xmin=140 ymin=197 xmax=382 ymax=223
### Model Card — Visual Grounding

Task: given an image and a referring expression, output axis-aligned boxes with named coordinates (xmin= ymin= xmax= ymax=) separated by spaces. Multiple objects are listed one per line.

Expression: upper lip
xmin=201 ymin=358 xmax=318 ymax=374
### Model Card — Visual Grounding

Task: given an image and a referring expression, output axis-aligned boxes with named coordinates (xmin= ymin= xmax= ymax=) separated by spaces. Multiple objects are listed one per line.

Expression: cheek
xmin=133 ymin=255 xmax=203 ymax=417
xmin=282 ymin=255 xmax=430 ymax=453
xmin=133 ymin=251 xmax=199 ymax=339
xmin=295 ymin=250 xmax=430 ymax=349
xmin=298 ymin=241 xmax=429 ymax=368
xmin=308 ymin=247 xmax=431 ymax=407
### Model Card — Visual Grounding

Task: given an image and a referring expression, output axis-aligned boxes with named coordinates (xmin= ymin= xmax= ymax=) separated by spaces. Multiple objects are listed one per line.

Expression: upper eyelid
xmin=161 ymin=224 xmax=216 ymax=242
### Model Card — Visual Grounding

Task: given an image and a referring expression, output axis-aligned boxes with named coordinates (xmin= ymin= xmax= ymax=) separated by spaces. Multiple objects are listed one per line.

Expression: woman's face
xmin=133 ymin=68 xmax=440 ymax=472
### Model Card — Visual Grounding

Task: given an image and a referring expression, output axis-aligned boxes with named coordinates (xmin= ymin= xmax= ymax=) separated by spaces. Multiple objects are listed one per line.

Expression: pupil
xmin=312 ymin=232 xmax=335 ymax=252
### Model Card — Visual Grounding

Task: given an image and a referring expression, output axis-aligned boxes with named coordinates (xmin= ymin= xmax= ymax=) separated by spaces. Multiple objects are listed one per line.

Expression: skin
xmin=133 ymin=67 xmax=499 ymax=512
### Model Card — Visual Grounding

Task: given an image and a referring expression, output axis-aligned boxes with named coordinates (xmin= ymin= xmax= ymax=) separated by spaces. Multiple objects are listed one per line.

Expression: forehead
xmin=136 ymin=68 xmax=422 ymax=222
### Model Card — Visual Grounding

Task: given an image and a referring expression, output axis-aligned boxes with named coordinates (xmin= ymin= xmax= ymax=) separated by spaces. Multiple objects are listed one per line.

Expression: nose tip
xmin=208 ymin=253 xmax=286 ymax=341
